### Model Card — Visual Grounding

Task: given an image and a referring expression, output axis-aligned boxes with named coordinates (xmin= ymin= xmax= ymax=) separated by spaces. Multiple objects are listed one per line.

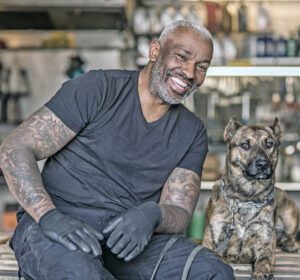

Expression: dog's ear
xmin=269 ymin=117 xmax=281 ymax=144
xmin=224 ymin=117 xmax=241 ymax=142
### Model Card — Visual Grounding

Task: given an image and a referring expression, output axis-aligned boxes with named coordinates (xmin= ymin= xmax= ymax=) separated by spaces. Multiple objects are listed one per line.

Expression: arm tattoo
xmin=0 ymin=107 xmax=76 ymax=222
xmin=155 ymin=167 xmax=201 ymax=234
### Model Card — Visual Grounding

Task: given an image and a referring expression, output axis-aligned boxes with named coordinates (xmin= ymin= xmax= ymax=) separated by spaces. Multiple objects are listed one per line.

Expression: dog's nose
xmin=245 ymin=155 xmax=273 ymax=180
xmin=255 ymin=157 xmax=269 ymax=170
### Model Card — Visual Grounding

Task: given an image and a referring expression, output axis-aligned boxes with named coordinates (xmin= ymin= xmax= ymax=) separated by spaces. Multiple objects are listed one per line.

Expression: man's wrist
xmin=38 ymin=207 xmax=58 ymax=225
xmin=138 ymin=201 xmax=163 ymax=227
xmin=155 ymin=204 xmax=190 ymax=234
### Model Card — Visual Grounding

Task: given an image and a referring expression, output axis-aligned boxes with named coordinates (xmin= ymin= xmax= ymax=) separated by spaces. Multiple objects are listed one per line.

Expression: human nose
xmin=182 ymin=61 xmax=195 ymax=80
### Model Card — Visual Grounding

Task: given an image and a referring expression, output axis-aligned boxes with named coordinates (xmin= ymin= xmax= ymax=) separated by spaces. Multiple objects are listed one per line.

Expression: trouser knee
xmin=41 ymin=249 xmax=115 ymax=280
xmin=189 ymin=248 xmax=235 ymax=280
xmin=43 ymin=251 xmax=98 ymax=280
xmin=212 ymin=261 xmax=235 ymax=280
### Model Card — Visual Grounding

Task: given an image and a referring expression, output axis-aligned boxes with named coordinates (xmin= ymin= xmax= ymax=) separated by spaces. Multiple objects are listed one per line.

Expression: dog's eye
xmin=266 ymin=139 xmax=275 ymax=148
xmin=239 ymin=142 xmax=250 ymax=150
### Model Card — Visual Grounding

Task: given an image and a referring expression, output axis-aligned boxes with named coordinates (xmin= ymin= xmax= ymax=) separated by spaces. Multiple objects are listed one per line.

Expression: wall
xmin=0 ymin=49 xmax=122 ymax=121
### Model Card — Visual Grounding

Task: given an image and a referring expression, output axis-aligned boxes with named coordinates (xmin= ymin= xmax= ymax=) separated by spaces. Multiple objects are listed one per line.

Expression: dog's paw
xmin=250 ymin=272 xmax=274 ymax=280
xmin=281 ymin=240 xmax=298 ymax=253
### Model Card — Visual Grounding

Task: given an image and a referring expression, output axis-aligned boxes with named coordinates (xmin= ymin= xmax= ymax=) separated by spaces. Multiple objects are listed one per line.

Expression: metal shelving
xmin=203 ymin=64 xmax=300 ymax=191
xmin=207 ymin=66 xmax=300 ymax=77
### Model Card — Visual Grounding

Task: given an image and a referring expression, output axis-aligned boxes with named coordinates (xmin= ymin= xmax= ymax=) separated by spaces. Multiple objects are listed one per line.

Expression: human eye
xmin=196 ymin=63 xmax=209 ymax=72
xmin=176 ymin=53 xmax=186 ymax=61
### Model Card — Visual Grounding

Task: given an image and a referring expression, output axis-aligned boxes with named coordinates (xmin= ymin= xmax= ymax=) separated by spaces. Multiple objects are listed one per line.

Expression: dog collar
xmin=220 ymin=179 xmax=275 ymax=213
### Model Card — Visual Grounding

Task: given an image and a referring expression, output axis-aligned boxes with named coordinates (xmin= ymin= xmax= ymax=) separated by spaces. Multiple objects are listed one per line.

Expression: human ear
xmin=149 ymin=40 xmax=160 ymax=62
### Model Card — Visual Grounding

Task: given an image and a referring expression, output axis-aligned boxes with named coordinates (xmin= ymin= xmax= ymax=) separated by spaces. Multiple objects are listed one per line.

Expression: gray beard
xmin=149 ymin=60 xmax=195 ymax=105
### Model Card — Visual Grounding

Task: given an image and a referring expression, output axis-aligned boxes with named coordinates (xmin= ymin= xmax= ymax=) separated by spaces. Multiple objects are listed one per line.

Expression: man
xmin=0 ymin=20 xmax=234 ymax=279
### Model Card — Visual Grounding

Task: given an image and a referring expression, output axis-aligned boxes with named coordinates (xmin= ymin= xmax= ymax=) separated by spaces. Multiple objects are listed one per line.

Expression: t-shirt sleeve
xmin=177 ymin=122 xmax=209 ymax=176
xmin=45 ymin=70 xmax=107 ymax=133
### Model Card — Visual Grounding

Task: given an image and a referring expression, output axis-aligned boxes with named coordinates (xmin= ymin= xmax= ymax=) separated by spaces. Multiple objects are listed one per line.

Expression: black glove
xmin=39 ymin=209 xmax=103 ymax=257
xmin=103 ymin=201 xmax=162 ymax=262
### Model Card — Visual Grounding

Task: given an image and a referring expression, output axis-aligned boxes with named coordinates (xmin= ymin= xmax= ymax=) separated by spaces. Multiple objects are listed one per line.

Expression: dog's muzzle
xmin=244 ymin=155 xmax=273 ymax=180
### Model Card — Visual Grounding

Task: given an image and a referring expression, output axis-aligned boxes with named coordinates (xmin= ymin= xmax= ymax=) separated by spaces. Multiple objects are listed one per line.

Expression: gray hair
xmin=159 ymin=20 xmax=212 ymax=43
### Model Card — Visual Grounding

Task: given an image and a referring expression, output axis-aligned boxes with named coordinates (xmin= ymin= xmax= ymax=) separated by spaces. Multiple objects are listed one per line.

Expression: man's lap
xmin=11 ymin=213 xmax=234 ymax=280
xmin=103 ymin=234 xmax=234 ymax=280
xmin=11 ymin=215 xmax=114 ymax=280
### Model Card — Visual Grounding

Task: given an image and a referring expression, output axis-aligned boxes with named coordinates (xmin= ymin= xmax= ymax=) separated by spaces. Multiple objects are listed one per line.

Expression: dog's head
xmin=224 ymin=117 xmax=281 ymax=182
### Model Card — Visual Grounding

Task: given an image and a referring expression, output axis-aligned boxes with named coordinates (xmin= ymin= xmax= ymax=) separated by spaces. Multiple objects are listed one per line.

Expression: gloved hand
xmin=39 ymin=208 xmax=103 ymax=257
xmin=103 ymin=201 xmax=162 ymax=262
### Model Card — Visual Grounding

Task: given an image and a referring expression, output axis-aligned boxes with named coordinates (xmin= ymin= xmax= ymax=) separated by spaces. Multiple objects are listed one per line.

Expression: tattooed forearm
xmin=1 ymin=147 xmax=55 ymax=221
xmin=0 ymin=106 xmax=76 ymax=222
xmin=8 ymin=107 xmax=76 ymax=160
xmin=156 ymin=167 xmax=201 ymax=233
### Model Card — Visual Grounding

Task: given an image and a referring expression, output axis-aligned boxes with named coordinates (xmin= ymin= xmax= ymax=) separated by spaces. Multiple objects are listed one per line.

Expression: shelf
xmin=0 ymin=0 xmax=126 ymax=8
xmin=136 ymin=59 xmax=300 ymax=71
xmin=0 ymin=46 xmax=124 ymax=51
xmin=202 ymin=181 xmax=300 ymax=191
xmin=141 ymin=0 xmax=300 ymax=5
xmin=207 ymin=66 xmax=300 ymax=77
xmin=249 ymin=57 xmax=300 ymax=66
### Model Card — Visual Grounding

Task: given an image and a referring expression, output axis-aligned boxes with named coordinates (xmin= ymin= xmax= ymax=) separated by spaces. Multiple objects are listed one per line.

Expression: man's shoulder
xmin=102 ymin=69 xmax=138 ymax=79
xmin=71 ymin=69 xmax=138 ymax=86
xmin=178 ymin=104 xmax=205 ymax=127
xmin=88 ymin=69 xmax=138 ymax=83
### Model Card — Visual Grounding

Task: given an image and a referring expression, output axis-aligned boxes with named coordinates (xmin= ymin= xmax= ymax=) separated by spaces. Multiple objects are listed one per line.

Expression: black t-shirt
xmin=43 ymin=69 xmax=208 ymax=217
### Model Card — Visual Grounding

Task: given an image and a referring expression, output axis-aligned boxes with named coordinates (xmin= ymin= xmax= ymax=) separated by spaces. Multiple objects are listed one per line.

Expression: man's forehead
xmin=168 ymin=26 xmax=201 ymax=39
xmin=163 ymin=29 xmax=210 ymax=49
xmin=162 ymin=30 xmax=212 ymax=58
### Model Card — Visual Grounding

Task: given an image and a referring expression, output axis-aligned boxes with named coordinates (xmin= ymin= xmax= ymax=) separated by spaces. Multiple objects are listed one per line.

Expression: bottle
xmin=1 ymin=68 xmax=10 ymax=123
xmin=0 ymin=62 xmax=3 ymax=121
xmin=287 ymin=33 xmax=297 ymax=57
xmin=221 ymin=2 xmax=232 ymax=34
xmin=186 ymin=204 xmax=206 ymax=243
xmin=277 ymin=36 xmax=287 ymax=57
xmin=256 ymin=2 xmax=272 ymax=32
xmin=238 ymin=2 xmax=248 ymax=32
xmin=297 ymin=28 xmax=300 ymax=56
xmin=265 ymin=35 xmax=274 ymax=57
xmin=256 ymin=35 xmax=266 ymax=57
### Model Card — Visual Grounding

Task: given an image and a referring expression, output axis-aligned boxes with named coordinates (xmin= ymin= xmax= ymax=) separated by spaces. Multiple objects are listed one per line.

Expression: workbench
xmin=0 ymin=235 xmax=300 ymax=280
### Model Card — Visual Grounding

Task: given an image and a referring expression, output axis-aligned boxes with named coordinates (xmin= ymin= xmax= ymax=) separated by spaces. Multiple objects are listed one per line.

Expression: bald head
xmin=158 ymin=20 xmax=213 ymax=45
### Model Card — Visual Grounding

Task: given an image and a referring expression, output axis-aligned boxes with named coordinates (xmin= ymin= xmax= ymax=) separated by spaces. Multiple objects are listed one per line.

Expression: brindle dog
xmin=202 ymin=117 xmax=299 ymax=280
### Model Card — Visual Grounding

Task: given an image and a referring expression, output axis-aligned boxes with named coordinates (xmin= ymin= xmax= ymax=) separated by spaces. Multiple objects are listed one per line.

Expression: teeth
xmin=172 ymin=77 xmax=187 ymax=88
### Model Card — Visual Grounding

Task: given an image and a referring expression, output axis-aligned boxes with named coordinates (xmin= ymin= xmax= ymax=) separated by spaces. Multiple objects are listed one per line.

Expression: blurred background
xmin=0 ymin=0 xmax=300 ymax=241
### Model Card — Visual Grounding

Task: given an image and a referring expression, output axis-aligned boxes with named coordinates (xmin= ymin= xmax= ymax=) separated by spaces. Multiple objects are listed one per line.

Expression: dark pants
xmin=11 ymin=214 xmax=234 ymax=280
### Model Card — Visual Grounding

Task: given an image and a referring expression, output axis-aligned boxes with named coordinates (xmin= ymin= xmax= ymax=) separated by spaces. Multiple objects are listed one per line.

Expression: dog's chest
xmin=212 ymin=203 xmax=260 ymax=242
xmin=213 ymin=201 xmax=274 ymax=255
xmin=232 ymin=207 xmax=259 ymax=236
xmin=225 ymin=205 xmax=259 ymax=233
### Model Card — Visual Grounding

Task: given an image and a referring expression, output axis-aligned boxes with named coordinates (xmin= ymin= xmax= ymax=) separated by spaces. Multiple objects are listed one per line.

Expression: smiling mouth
xmin=169 ymin=76 xmax=191 ymax=94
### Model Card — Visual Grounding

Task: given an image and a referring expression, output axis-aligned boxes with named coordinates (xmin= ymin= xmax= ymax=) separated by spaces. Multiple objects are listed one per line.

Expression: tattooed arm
xmin=0 ymin=106 xmax=76 ymax=222
xmin=155 ymin=167 xmax=201 ymax=234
